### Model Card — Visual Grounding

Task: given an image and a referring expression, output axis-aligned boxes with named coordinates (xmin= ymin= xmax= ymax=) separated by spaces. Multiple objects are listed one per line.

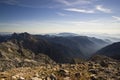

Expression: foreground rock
xmin=0 ymin=55 xmax=120 ymax=80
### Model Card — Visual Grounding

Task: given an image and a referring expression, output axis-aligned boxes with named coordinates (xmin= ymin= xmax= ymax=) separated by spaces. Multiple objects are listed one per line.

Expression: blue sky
xmin=0 ymin=0 xmax=120 ymax=34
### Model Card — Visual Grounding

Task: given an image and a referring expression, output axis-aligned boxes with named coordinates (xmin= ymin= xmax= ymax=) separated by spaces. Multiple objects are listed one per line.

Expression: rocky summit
xmin=0 ymin=56 xmax=120 ymax=80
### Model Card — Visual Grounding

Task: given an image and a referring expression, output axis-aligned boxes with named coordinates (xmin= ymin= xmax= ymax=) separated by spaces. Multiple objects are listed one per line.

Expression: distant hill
xmin=0 ymin=35 xmax=10 ymax=42
xmin=54 ymin=32 xmax=79 ymax=37
xmin=0 ymin=32 xmax=12 ymax=35
xmin=95 ymin=42 xmax=120 ymax=60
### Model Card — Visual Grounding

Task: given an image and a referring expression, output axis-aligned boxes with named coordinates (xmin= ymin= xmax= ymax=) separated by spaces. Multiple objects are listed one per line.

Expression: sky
xmin=0 ymin=0 xmax=120 ymax=34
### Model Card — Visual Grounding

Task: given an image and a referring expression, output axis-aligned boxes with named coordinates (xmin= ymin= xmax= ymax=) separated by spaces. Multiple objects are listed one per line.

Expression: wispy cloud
xmin=55 ymin=0 xmax=70 ymax=6
xmin=64 ymin=8 xmax=95 ymax=13
xmin=112 ymin=16 xmax=120 ymax=21
xmin=0 ymin=0 xmax=18 ymax=5
xmin=0 ymin=0 xmax=55 ymax=8
xmin=0 ymin=0 xmax=99 ymax=10
xmin=56 ymin=12 xmax=67 ymax=16
xmin=55 ymin=0 xmax=92 ymax=6
xmin=96 ymin=5 xmax=112 ymax=13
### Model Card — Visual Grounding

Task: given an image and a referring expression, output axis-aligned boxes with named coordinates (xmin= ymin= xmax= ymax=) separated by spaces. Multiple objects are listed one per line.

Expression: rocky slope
xmin=0 ymin=40 xmax=55 ymax=71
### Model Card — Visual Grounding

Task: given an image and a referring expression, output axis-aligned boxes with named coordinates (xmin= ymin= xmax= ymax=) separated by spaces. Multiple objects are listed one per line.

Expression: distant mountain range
xmin=41 ymin=35 xmax=109 ymax=58
xmin=48 ymin=32 xmax=79 ymax=37
xmin=0 ymin=32 xmax=12 ymax=35
xmin=0 ymin=32 xmax=110 ymax=63
xmin=79 ymin=33 xmax=120 ymax=42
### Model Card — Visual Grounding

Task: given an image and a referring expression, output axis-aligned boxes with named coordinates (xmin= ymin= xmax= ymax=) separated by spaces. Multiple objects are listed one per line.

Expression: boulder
xmin=57 ymin=69 xmax=69 ymax=77
xmin=89 ymin=69 xmax=98 ymax=74
xmin=74 ymin=72 xmax=81 ymax=78
xmin=18 ymin=76 xmax=25 ymax=80
xmin=31 ymin=77 xmax=42 ymax=80
xmin=49 ymin=74 xmax=57 ymax=80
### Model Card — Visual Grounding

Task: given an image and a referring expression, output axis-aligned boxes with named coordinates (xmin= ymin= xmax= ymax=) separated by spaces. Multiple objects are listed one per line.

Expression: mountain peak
xmin=11 ymin=32 xmax=37 ymax=42
xmin=12 ymin=32 xmax=31 ymax=38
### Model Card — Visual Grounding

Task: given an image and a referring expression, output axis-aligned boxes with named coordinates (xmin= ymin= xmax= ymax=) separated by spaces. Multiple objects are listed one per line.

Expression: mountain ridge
xmin=0 ymin=32 xmax=110 ymax=63
xmin=95 ymin=42 xmax=120 ymax=60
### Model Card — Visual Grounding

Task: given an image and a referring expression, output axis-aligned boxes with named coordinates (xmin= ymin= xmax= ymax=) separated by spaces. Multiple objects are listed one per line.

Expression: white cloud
xmin=96 ymin=5 xmax=111 ymax=13
xmin=55 ymin=0 xmax=70 ymax=6
xmin=55 ymin=0 xmax=92 ymax=6
xmin=112 ymin=16 xmax=120 ymax=21
xmin=56 ymin=12 xmax=66 ymax=16
xmin=65 ymin=8 xmax=95 ymax=13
